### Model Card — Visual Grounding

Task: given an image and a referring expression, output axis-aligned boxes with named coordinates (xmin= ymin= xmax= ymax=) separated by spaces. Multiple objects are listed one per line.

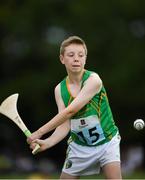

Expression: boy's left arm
xmin=37 ymin=73 xmax=102 ymax=136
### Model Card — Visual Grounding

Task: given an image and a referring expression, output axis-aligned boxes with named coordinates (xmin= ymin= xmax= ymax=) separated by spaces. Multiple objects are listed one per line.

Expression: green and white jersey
xmin=60 ymin=70 xmax=118 ymax=146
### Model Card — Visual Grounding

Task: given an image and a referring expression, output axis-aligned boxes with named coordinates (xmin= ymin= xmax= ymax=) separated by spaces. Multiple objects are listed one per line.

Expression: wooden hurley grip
xmin=24 ymin=130 xmax=40 ymax=155
xmin=32 ymin=144 xmax=40 ymax=154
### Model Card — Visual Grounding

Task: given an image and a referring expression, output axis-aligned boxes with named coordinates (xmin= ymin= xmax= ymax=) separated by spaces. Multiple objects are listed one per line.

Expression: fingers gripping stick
xmin=0 ymin=94 xmax=40 ymax=155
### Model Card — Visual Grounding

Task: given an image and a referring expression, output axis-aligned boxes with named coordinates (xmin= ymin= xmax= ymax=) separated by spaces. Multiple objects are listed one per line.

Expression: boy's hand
xmin=27 ymin=130 xmax=42 ymax=145
xmin=30 ymin=139 xmax=51 ymax=153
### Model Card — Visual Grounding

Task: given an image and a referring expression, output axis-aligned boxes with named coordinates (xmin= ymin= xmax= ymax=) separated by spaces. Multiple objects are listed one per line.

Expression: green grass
xmin=0 ymin=171 xmax=145 ymax=179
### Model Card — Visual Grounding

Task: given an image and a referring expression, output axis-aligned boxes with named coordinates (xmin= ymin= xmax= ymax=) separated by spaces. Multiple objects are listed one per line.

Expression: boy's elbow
xmin=66 ymin=107 xmax=78 ymax=118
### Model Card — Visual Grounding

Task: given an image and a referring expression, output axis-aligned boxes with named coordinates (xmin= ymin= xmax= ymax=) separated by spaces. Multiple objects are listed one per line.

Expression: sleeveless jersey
xmin=60 ymin=70 xmax=118 ymax=146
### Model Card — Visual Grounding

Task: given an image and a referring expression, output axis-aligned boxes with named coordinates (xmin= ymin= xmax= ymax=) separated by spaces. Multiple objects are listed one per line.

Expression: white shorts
xmin=62 ymin=133 xmax=121 ymax=176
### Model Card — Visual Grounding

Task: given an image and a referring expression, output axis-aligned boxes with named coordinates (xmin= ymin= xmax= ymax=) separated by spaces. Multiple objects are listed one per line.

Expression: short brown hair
xmin=60 ymin=36 xmax=87 ymax=55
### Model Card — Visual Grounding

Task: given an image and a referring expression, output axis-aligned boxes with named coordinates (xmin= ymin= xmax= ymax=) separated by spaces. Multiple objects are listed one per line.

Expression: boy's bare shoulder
xmin=54 ymin=83 xmax=61 ymax=94
xmin=85 ymin=72 xmax=102 ymax=84
xmin=90 ymin=72 xmax=101 ymax=79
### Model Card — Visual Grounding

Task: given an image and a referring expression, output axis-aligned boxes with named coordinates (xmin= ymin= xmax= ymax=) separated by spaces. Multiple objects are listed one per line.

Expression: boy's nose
xmin=74 ymin=55 xmax=79 ymax=61
xmin=74 ymin=59 xmax=79 ymax=62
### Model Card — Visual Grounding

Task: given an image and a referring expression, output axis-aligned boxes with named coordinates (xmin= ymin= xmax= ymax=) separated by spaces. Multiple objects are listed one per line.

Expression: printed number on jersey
xmin=71 ymin=115 xmax=105 ymax=145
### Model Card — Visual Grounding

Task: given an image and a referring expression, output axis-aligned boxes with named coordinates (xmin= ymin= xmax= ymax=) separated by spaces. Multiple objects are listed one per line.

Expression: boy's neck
xmin=67 ymin=69 xmax=85 ymax=84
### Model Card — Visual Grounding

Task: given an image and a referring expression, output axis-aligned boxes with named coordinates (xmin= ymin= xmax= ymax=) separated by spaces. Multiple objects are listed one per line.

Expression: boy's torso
xmin=60 ymin=70 xmax=118 ymax=146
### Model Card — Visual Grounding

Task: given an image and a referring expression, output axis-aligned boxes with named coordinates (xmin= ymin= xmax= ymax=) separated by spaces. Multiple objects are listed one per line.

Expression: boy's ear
xmin=60 ymin=54 xmax=64 ymax=64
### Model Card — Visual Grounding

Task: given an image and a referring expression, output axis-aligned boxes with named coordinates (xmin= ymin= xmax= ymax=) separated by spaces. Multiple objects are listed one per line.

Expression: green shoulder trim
xmin=81 ymin=70 xmax=92 ymax=86
xmin=60 ymin=77 xmax=74 ymax=107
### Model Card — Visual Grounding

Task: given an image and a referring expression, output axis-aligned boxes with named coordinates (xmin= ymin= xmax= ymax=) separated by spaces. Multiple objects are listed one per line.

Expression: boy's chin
xmin=71 ymin=66 xmax=84 ymax=72
xmin=71 ymin=69 xmax=83 ymax=73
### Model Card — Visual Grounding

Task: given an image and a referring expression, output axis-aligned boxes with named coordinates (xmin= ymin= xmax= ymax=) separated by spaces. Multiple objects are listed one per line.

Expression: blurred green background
xmin=0 ymin=0 xmax=145 ymax=179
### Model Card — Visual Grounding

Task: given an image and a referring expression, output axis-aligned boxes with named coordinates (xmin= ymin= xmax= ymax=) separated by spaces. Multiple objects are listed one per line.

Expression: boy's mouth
xmin=72 ymin=65 xmax=80 ymax=67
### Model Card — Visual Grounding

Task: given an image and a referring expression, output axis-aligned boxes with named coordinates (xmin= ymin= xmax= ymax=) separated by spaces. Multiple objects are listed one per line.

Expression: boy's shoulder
xmin=84 ymin=69 xmax=100 ymax=76
xmin=55 ymin=76 xmax=67 ymax=93
xmin=83 ymin=70 xmax=102 ymax=82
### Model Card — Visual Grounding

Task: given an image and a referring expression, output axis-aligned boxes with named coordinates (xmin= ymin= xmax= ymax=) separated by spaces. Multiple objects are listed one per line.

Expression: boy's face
xmin=60 ymin=44 xmax=87 ymax=73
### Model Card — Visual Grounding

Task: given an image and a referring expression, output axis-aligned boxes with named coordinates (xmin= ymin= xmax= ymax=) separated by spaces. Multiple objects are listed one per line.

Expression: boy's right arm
xmin=28 ymin=84 xmax=70 ymax=151
xmin=41 ymin=84 xmax=70 ymax=148
xmin=53 ymin=83 xmax=71 ymax=140
xmin=31 ymin=119 xmax=70 ymax=152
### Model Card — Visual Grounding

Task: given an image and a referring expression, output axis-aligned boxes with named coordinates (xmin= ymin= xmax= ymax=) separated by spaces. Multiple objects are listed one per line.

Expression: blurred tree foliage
xmin=0 ymin=0 xmax=145 ymax=159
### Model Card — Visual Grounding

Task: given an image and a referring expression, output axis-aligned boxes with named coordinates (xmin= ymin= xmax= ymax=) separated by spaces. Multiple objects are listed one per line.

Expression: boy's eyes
xmin=68 ymin=53 xmax=73 ymax=57
xmin=67 ymin=53 xmax=85 ymax=57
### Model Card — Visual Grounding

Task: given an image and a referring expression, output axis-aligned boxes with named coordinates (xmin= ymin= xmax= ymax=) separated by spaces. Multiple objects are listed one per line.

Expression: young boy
xmin=27 ymin=36 xmax=122 ymax=179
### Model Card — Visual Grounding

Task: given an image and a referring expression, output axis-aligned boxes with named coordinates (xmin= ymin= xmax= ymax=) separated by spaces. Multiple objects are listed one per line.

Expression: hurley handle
xmin=24 ymin=129 xmax=40 ymax=155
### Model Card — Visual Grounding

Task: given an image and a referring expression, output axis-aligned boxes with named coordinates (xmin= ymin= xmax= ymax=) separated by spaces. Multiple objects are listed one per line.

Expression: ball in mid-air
xmin=134 ymin=119 xmax=145 ymax=130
